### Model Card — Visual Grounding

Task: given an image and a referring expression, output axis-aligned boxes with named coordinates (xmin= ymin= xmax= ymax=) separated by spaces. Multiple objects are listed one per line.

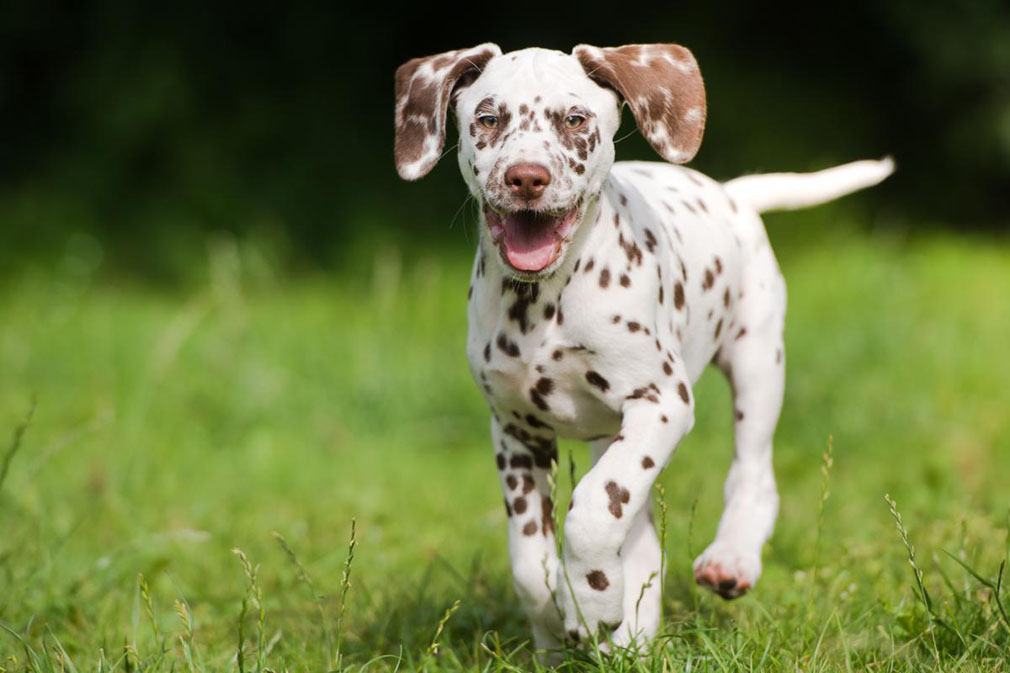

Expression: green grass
xmin=1 ymin=222 xmax=1009 ymax=671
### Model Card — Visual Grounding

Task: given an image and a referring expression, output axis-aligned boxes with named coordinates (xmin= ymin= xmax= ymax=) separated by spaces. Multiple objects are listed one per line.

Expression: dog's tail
xmin=723 ymin=157 xmax=894 ymax=214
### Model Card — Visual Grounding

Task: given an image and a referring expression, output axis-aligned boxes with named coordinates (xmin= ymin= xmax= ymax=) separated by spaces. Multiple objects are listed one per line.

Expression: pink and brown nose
xmin=504 ymin=163 xmax=551 ymax=202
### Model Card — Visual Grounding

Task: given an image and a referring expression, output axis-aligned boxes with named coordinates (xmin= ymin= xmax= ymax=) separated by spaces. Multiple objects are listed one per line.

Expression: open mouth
xmin=484 ymin=203 xmax=581 ymax=273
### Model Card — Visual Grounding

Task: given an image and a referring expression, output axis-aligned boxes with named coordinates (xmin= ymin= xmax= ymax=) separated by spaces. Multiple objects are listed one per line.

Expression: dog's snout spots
xmin=504 ymin=163 xmax=551 ymax=201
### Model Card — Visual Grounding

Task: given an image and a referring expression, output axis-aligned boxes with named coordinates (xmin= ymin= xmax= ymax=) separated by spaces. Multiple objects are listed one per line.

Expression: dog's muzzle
xmin=484 ymin=204 xmax=581 ymax=272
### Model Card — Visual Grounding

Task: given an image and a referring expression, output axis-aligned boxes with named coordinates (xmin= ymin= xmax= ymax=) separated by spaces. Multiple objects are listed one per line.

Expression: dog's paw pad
xmin=693 ymin=543 xmax=760 ymax=600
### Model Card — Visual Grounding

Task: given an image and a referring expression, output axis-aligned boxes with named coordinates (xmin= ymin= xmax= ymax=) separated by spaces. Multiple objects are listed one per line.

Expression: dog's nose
xmin=504 ymin=163 xmax=551 ymax=201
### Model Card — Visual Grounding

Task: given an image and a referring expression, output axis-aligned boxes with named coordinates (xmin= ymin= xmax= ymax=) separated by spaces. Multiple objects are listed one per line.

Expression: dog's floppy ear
xmin=573 ymin=44 xmax=706 ymax=164
xmin=394 ymin=43 xmax=502 ymax=180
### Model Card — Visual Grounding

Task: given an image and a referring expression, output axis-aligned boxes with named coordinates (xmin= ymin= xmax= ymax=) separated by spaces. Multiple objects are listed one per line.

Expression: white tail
xmin=724 ymin=157 xmax=895 ymax=214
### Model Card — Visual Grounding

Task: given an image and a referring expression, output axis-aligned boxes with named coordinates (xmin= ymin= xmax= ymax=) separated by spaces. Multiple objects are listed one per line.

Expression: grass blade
xmin=0 ymin=396 xmax=36 ymax=491
xmin=334 ymin=518 xmax=357 ymax=670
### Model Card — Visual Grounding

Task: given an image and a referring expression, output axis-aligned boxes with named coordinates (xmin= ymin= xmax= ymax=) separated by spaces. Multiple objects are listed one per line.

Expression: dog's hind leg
xmin=695 ymin=227 xmax=785 ymax=599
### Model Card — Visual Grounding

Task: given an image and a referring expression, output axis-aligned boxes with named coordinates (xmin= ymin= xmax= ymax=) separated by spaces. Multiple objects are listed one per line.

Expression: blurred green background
xmin=1 ymin=1 xmax=1008 ymax=280
xmin=2 ymin=2 xmax=1010 ymax=670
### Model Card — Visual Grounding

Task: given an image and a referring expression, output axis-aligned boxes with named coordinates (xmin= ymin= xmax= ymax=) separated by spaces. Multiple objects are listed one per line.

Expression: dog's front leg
xmin=559 ymin=386 xmax=694 ymax=647
xmin=490 ymin=417 xmax=564 ymax=653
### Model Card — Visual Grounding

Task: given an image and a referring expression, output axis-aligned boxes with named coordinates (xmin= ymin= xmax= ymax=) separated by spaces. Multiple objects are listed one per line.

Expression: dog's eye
xmin=478 ymin=115 xmax=499 ymax=129
xmin=564 ymin=114 xmax=586 ymax=129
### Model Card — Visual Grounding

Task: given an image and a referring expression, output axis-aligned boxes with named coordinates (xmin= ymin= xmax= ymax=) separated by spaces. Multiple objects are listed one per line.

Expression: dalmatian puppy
xmin=393 ymin=43 xmax=892 ymax=654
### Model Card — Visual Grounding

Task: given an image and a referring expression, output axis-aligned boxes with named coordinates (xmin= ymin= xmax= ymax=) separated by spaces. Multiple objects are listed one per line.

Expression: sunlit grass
xmin=1 ymin=225 xmax=1008 ymax=670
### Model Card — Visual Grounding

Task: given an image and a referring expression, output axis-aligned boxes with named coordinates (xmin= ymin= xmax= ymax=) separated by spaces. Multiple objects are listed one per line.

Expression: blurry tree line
xmin=1 ymin=0 xmax=1008 ymax=279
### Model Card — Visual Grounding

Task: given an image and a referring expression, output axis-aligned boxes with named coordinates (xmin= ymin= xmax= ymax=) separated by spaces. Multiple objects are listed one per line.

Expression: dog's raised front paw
xmin=693 ymin=541 xmax=761 ymax=599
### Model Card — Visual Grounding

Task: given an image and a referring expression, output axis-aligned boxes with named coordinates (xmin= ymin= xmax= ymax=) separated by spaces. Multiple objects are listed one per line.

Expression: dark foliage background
xmin=2 ymin=0 xmax=1008 ymax=278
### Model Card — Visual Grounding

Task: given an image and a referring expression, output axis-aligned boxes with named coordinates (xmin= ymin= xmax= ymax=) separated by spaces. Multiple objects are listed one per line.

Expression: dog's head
xmin=395 ymin=44 xmax=706 ymax=279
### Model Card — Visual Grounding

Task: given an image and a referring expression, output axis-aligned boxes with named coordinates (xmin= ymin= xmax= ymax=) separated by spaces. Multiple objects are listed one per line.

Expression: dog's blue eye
xmin=478 ymin=115 xmax=499 ymax=129
xmin=564 ymin=114 xmax=586 ymax=129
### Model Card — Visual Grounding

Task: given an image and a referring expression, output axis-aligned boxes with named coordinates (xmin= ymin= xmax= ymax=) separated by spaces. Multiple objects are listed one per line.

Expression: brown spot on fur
xmin=529 ymin=387 xmax=550 ymax=411
xmin=488 ymin=102 xmax=514 ymax=148
xmin=522 ymin=473 xmax=535 ymax=494
xmin=541 ymin=496 xmax=555 ymax=536
xmin=513 ymin=496 xmax=528 ymax=515
xmin=644 ymin=228 xmax=657 ymax=252
xmin=506 ymin=474 xmax=518 ymax=490
xmin=618 ymin=234 xmax=644 ymax=267
xmin=496 ymin=333 xmax=520 ymax=357
xmin=586 ymin=570 xmax=610 ymax=591
xmin=585 ymin=371 xmax=610 ymax=392
xmin=605 ymin=480 xmax=630 ymax=518
xmin=642 ymin=456 xmax=655 ymax=468
xmin=525 ymin=413 xmax=551 ymax=429
xmin=702 ymin=269 xmax=715 ymax=291
xmin=522 ymin=520 xmax=538 ymax=536
xmin=505 ymin=281 xmax=540 ymax=334
xmin=674 ymin=282 xmax=685 ymax=309
xmin=678 ymin=382 xmax=690 ymax=404
xmin=599 ymin=268 xmax=611 ymax=288
xmin=509 ymin=454 xmax=533 ymax=470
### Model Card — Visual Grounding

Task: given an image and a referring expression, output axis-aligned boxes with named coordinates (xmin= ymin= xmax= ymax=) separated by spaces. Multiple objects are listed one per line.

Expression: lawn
xmin=1 ymin=220 xmax=1009 ymax=671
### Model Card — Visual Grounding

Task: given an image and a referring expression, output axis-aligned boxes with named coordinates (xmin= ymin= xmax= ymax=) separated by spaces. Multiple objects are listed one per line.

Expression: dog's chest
xmin=466 ymin=270 xmax=623 ymax=440
xmin=466 ymin=164 xmax=746 ymax=441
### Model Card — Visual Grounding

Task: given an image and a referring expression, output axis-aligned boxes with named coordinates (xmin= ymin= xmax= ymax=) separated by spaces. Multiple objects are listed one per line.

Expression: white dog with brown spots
xmin=394 ymin=43 xmax=892 ymax=656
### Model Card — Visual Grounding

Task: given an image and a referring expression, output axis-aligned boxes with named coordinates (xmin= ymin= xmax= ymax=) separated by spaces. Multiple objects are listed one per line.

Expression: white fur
xmin=724 ymin=157 xmax=895 ymax=213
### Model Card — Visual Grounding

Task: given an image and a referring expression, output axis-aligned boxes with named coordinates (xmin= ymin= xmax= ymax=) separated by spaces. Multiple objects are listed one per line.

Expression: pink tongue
xmin=504 ymin=213 xmax=559 ymax=271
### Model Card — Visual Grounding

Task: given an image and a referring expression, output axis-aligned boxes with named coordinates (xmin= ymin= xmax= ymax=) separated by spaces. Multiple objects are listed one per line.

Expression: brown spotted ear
xmin=394 ymin=43 xmax=501 ymax=180
xmin=573 ymin=43 xmax=706 ymax=164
